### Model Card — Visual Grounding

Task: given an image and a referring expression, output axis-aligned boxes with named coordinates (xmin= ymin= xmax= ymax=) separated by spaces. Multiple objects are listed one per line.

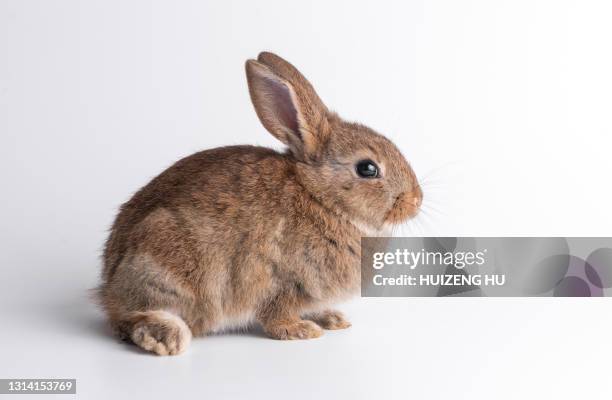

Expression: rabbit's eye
xmin=356 ymin=160 xmax=379 ymax=178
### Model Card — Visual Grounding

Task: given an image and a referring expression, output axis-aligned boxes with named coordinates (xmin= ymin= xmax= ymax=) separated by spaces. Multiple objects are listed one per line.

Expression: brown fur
xmin=98 ymin=52 xmax=422 ymax=355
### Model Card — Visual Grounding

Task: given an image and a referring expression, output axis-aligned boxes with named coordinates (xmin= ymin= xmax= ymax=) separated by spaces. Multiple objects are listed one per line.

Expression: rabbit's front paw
xmin=308 ymin=310 xmax=352 ymax=330
xmin=265 ymin=320 xmax=324 ymax=340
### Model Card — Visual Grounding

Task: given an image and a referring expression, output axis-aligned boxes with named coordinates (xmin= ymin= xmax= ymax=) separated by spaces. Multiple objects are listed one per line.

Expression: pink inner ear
xmin=262 ymin=76 xmax=300 ymax=139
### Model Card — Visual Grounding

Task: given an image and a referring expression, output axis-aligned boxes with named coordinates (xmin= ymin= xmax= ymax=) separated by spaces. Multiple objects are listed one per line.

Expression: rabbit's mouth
xmin=384 ymin=187 xmax=423 ymax=225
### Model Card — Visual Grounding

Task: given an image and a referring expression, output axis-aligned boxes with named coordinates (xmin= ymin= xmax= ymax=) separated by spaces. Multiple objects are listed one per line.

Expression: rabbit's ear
xmin=245 ymin=55 xmax=329 ymax=160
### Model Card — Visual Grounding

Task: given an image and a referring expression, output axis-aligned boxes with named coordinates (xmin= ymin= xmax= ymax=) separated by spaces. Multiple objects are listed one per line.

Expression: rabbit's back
xmin=103 ymin=145 xmax=290 ymax=276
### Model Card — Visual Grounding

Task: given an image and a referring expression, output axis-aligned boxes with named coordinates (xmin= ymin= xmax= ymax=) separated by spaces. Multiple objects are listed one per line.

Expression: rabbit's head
xmin=246 ymin=52 xmax=422 ymax=234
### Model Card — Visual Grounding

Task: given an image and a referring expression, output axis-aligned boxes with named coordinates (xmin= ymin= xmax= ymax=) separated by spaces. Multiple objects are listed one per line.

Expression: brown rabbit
xmin=98 ymin=52 xmax=422 ymax=355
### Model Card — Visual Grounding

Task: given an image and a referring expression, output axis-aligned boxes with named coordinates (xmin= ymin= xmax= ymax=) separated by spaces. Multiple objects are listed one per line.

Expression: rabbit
xmin=98 ymin=52 xmax=423 ymax=355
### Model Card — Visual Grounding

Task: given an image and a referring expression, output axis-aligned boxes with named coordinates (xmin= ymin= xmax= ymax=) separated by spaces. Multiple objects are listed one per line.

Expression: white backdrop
xmin=1 ymin=1 xmax=612 ymax=399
